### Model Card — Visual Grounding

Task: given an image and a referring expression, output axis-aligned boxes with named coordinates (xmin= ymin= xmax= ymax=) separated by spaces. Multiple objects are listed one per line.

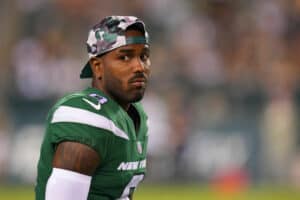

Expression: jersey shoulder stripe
xmin=51 ymin=105 xmax=129 ymax=140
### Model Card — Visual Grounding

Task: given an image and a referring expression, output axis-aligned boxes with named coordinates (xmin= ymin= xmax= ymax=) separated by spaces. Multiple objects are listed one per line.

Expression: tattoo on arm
xmin=52 ymin=141 xmax=100 ymax=176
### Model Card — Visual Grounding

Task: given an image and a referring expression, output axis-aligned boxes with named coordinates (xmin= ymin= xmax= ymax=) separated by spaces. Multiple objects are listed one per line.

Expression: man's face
xmin=98 ymin=29 xmax=151 ymax=107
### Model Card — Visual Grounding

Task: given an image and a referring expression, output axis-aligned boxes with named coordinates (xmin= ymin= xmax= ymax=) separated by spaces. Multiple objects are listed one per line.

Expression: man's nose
xmin=132 ymin=57 xmax=145 ymax=72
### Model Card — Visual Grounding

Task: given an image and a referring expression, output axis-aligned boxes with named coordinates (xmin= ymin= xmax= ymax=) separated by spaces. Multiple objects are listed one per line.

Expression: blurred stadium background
xmin=1 ymin=0 xmax=300 ymax=199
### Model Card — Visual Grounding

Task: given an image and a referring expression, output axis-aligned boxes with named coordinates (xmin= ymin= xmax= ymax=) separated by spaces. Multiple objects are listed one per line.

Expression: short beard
xmin=130 ymin=91 xmax=144 ymax=103
xmin=107 ymin=86 xmax=146 ymax=108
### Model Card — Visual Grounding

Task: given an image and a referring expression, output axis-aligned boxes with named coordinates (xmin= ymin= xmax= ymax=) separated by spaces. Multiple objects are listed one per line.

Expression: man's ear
xmin=90 ymin=57 xmax=103 ymax=80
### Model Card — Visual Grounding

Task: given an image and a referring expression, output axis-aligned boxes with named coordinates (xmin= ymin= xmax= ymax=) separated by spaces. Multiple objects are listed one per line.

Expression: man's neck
xmin=127 ymin=104 xmax=140 ymax=133
xmin=91 ymin=82 xmax=130 ymax=111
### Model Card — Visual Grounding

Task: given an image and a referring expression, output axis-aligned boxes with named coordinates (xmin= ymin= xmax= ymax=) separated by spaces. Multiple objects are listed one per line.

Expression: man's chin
xmin=130 ymin=91 xmax=145 ymax=103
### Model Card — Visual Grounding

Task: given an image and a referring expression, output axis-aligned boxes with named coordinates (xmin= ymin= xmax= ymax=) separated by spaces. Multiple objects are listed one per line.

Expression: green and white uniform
xmin=35 ymin=87 xmax=148 ymax=200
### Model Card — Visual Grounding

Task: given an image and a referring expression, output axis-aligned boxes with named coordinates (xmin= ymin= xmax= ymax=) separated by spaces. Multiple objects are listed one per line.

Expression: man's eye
xmin=140 ymin=54 xmax=149 ymax=62
xmin=120 ymin=55 xmax=130 ymax=61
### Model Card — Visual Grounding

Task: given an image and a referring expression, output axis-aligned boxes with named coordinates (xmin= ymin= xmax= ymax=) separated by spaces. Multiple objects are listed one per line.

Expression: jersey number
xmin=118 ymin=174 xmax=144 ymax=199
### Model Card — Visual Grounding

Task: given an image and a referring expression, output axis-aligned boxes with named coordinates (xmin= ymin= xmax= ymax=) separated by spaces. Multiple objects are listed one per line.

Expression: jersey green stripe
xmin=51 ymin=106 xmax=129 ymax=140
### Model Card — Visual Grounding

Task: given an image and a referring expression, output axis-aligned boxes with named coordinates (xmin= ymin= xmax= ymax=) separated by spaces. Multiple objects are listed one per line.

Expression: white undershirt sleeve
xmin=45 ymin=168 xmax=92 ymax=200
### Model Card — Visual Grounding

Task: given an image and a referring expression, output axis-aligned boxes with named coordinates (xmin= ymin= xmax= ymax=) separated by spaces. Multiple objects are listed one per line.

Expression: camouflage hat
xmin=80 ymin=16 xmax=149 ymax=78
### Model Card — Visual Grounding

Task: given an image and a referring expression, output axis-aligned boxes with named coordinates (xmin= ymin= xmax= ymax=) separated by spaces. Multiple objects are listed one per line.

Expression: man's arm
xmin=52 ymin=141 xmax=100 ymax=175
xmin=45 ymin=141 xmax=100 ymax=200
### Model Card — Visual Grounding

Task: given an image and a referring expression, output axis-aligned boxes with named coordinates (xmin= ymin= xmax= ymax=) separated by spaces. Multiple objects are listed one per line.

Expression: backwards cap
xmin=80 ymin=16 xmax=149 ymax=78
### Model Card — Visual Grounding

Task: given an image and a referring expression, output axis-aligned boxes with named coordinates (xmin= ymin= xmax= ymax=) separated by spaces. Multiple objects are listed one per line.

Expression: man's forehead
xmin=115 ymin=44 xmax=150 ymax=53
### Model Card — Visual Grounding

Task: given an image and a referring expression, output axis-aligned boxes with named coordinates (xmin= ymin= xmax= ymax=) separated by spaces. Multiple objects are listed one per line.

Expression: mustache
xmin=128 ymin=73 xmax=148 ymax=83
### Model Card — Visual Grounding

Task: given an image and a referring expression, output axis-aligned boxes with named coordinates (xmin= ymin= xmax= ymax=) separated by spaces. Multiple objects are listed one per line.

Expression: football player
xmin=35 ymin=16 xmax=151 ymax=200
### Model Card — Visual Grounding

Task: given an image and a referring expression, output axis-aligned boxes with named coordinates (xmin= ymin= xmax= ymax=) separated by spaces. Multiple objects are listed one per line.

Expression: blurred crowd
xmin=1 ymin=0 xmax=300 ymax=187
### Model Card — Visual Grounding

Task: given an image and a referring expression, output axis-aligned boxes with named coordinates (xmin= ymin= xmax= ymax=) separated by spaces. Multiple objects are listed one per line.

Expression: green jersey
xmin=35 ymin=87 xmax=148 ymax=200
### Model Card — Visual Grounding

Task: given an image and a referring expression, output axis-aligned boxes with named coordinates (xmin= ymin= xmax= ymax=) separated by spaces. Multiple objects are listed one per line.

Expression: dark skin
xmin=52 ymin=142 xmax=100 ymax=176
xmin=91 ymin=29 xmax=151 ymax=110
xmin=52 ymin=30 xmax=151 ymax=179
